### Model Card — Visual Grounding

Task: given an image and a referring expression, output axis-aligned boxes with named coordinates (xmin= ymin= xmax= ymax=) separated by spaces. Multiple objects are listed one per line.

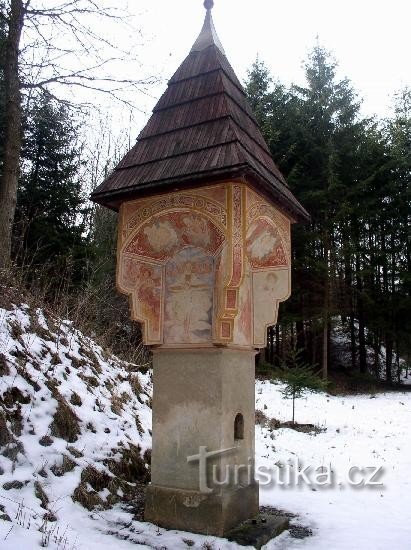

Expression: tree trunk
xmin=322 ymin=230 xmax=330 ymax=380
xmin=373 ymin=333 xmax=380 ymax=379
xmin=355 ymin=254 xmax=367 ymax=374
xmin=349 ymin=311 xmax=356 ymax=370
xmin=0 ymin=0 xmax=24 ymax=269
xmin=385 ymin=335 xmax=393 ymax=384
xmin=275 ymin=324 xmax=280 ymax=365
xmin=292 ymin=390 xmax=295 ymax=424
xmin=296 ymin=318 xmax=305 ymax=356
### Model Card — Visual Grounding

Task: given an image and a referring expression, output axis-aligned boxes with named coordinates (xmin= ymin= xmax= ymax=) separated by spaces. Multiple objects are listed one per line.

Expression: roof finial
xmin=192 ymin=0 xmax=224 ymax=54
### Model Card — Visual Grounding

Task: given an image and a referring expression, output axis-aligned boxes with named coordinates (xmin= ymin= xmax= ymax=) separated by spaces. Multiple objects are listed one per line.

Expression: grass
xmin=49 ymin=396 xmax=81 ymax=443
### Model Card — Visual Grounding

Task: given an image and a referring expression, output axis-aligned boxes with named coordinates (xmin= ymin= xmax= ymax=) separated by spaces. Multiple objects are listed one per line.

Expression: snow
xmin=255 ymin=381 xmax=411 ymax=549
xmin=1 ymin=301 xmax=411 ymax=549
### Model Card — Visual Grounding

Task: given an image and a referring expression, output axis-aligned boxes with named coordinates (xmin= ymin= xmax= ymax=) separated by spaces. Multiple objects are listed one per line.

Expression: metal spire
xmin=191 ymin=0 xmax=225 ymax=55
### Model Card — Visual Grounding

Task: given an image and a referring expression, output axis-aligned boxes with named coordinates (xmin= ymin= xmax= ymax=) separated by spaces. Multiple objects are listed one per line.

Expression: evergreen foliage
xmin=15 ymin=92 xmax=87 ymax=280
xmin=246 ymin=46 xmax=411 ymax=383
xmin=276 ymin=349 xmax=327 ymax=424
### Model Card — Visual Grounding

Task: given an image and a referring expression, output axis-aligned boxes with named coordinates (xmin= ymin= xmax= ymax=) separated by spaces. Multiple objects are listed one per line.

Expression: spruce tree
xmin=15 ymin=91 xmax=86 ymax=280
xmin=245 ymin=45 xmax=399 ymax=381
xmin=277 ymin=349 xmax=327 ymax=424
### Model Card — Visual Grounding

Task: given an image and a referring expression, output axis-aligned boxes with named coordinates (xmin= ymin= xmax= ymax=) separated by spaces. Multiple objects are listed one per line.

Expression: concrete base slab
xmin=226 ymin=511 xmax=290 ymax=548
xmin=144 ymin=483 xmax=259 ymax=537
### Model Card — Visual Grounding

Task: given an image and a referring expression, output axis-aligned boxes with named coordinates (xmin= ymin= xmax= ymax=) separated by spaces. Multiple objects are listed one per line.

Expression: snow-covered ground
xmin=255 ymin=381 xmax=411 ymax=549
xmin=1 ymin=300 xmax=410 ymax=549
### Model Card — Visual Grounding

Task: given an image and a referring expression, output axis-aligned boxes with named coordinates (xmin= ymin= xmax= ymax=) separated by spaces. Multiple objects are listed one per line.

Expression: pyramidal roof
xmin=91 ymin=2 xmax=309 ymax=223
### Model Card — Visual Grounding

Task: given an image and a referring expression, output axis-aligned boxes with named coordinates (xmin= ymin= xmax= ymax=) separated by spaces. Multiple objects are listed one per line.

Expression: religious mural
xmin=233 ymin=258 xmax=252 ymax=347
xmin=164 ymin=247 xmax=214 ymax=344
xmin=246 ymin=218 xmax=287 ymax=269
xmin=119 ymin=257 xmax=163 ymax=343
xmin=124 ymin=211 xmax=225 ymax=261
xmin=117 ymin=183 xmax=292 ymax=348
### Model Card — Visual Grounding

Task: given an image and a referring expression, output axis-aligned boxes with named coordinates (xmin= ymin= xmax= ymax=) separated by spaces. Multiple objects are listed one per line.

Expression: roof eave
xmin=90 ymin=167 xmax=310 ymax=224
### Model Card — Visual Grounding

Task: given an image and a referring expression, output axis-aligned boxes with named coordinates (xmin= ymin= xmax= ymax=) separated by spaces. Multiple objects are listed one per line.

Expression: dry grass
xmin=255 ymin=410 xmax=323 ymax=434
xmin=50 ymin=455 xmax=76 ymax=477
xmin=34 ymin=481 xmax=49 ymax=509
xmin=105 ymin=443 xmax=150 ymax=484
xmin=49 ymin=396 xmax=81 ymax=443
xmin=29 ymin=314 xmax=53 ymax=342
xmin=72 ymin=483 xmax=106 ymax=511
xmin=0 ymin=353 xmax=10 ymax=376
xmin=111 ymin=392 xmax=131 ymax=416
xmin=135 ymin=415 xmax=144 ymax=436
xmin=1 ymin=265 xmax=149 ymax=367
xmin=81 ymin=466 xmax=111 ymax=492
xmin=78 ymin=373 xmax=99 ymax=388
xmin=15 ymin=364 xmax=41 ymax=391
xmin=67 ymin=446 xmax=83 ymax=458
xmin=2 ymin=386 xmax=30 ymax=407
xmin=39 ymin=435 xmax=54 ymax=447
xmin=69 ymin=392 xmax=82 ymax=406
xmin=255 ymin=409 xmax=268 ymax=426
xmin=129 ymin=374 xmax=142 ymax=396
xmin=0 ymin=413 xmax=13 ymax=447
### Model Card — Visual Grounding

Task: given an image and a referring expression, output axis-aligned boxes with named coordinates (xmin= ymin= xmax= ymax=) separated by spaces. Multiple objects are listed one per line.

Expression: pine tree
xmin=380 ymin=88 xmax=411 ymax=380
xmin=277 ymin=349 xmax=327 ymax=424
xmin=245 ymin=45 xmax=405 ymax=382
xmin=15 ymin=91 xmax=86 ymax=280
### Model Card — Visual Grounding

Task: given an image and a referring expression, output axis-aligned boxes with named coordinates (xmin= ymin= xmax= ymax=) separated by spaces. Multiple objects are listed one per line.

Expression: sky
xmin=59 ymin=0 xmax=410 ymax=168
xmin=127 ymin=0 xmax=410 ymax=126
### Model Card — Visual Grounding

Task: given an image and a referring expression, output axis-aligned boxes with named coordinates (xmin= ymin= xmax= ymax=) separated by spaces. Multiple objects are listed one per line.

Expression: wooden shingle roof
xmin=90 ymin=6 xmax=309 ymax=223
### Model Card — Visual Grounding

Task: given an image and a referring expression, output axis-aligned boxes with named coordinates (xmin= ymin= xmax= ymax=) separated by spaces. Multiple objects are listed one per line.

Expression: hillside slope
xmin=0 ymin=289 xmax=154 ymax=548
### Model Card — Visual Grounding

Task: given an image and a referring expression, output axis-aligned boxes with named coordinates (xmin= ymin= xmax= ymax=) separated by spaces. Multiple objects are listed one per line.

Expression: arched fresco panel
xmin=246 ymin=217 xmax=287 ymax=269
xmin=244 ymin=188 xmax=291 ymax=348
xmin=124 ymin=210 xmax=225 ymax=260
xmin=118 ymin=199 xmax=226 ymax=346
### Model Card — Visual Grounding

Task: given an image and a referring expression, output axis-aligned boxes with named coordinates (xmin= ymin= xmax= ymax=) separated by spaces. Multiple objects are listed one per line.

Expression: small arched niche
xmin=234 ymin=413 xmax=244 ymax=441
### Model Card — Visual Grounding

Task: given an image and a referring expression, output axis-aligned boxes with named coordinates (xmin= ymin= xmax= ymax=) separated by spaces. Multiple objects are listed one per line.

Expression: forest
xmin=0 ymin=1 xmax=410 ymax=385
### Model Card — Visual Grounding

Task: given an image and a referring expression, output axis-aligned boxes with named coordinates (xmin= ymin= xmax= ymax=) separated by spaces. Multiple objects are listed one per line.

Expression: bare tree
xmin=0 ymin=0 xmax=154 ymax=268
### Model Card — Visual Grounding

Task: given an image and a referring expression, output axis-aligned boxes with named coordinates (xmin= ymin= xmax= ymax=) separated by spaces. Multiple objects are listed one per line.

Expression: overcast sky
xmin=74 ymin=0 xmax=410 ymax=160
xmin=131 ymin=0 xmax=410 ymax=120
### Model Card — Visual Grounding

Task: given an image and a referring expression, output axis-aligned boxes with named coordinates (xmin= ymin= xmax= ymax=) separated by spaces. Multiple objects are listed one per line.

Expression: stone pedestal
xmin=144 ymin=348 xmax=259 ymax=535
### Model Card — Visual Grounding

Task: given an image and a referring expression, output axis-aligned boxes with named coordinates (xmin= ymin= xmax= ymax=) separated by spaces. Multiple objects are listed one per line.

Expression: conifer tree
xmin=277 ymin=349 xmax=327 ymax=424
xmin=15 ymin=92 xmax=86 ymax=279
xmin=245 ymin=46 xmax=409 ymax=383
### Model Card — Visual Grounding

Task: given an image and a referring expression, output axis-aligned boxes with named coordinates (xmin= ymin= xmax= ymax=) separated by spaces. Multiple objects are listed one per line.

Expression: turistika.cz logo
xmin=187 ymin=446 xmax=385 ymax=493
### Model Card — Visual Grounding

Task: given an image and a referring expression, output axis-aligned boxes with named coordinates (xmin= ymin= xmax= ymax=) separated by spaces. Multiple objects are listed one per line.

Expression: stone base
xmin=145 ymin=483 xmax=259 ymax=536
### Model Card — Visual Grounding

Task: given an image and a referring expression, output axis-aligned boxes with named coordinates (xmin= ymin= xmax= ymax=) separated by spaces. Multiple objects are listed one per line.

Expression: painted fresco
xmin=233 ymin=259 xmax=252 ymax=347
xmin=164 ymin=247 xmax=214 ymax=344
xmin=120 ymin=257 xmax=163 ymax=343
xmin=246 ymin=218 xmax=287 ymax=269
xmin=252 ymin=268 xmax=290 ymax=347
xmin=246 ymin=187 xmax=291 ymax=263
xmin=124 ymin=211 xmax=225 ymax=261
xmin=117 ymin=182 xmax=292 ymax=348
xmin=122 ymin=185 xmax=228 ymax=240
